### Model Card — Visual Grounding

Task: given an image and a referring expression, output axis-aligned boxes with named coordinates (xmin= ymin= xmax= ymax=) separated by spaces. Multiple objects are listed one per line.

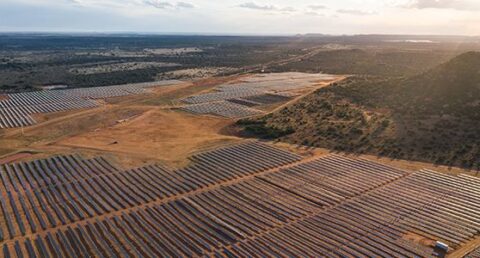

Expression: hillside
xmin=269 ymin=48 xmax=453 ymax=77
xmin=238 ymin=52 xmax=480 ymax=170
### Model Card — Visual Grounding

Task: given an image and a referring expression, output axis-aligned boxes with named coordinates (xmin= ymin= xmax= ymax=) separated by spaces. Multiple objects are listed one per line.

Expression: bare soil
xmin=448 ymin=236 xmax=480 ymax=258
xmin=0 ymin=151 xmax=33 ymax=165
xmin=402 ymin=232 xmax=436 ymax=248
xmin=57 ymin=108 xmax=240 ymax=167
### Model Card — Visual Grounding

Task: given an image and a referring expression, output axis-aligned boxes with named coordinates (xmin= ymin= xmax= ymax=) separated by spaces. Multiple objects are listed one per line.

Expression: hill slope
xmin=238 ymin=52 xmax=480 ymax=169
xmin=269 ymin=48 xmax=452 ymax=77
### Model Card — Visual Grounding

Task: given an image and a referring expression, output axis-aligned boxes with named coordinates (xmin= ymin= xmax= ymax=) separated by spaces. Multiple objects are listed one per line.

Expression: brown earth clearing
xmin=57 ymin=109 xmax=240 ymax=167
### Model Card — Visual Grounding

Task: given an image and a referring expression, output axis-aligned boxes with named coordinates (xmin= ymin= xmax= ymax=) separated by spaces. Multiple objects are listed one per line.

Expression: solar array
xmin=241 ymin=93 xmax=292 ymax=105
xmin=219 ymin=72 xmax=336 ymax=93
xmin=182 ymin=88 xmax=264 ymax=105
xmin=181 ymin=73 xmax=332 ymax=118
xmin=0 ymin=141 xmax=478 ymax=257
xmin=0 ymin=80 xmax=182 ymax=129
xmin=229 ymin=164 xmax=480 ymax=257
xmin=466 ymin=247 xmax=480 ymax=258
xmin=181 ymin=101 xmax=265 ymax=118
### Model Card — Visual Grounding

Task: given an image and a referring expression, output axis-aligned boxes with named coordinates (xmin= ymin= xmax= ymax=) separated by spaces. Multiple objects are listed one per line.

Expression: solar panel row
xmin=0 ymin=142 xmax=478 ymax=257
xmin=0 ymin=80 xmax=183 ymax=128
xmin=180 ymin=73 xmax=330 ymax=119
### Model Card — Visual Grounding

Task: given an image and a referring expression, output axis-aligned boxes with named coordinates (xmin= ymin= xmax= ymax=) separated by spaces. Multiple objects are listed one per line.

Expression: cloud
xmin=401 ymin=0 xmax=480 ymax=10
xmin=238 ymin=2 xmax=276 ymax=11
xmin=237 ymin=2 xmax=295 ymax=12
xmin=337 ymin=9 xmax=377 ymax=15
xmin=176 ymin=2 xmax=194 ymax=8
xmin=305 ymin=11 xmax=324 ymax=16
xmin=280 ymin=7 xmax=296 ymax=12
xmin=142 ymin=0 xmax=194 ymax=9
xmin=143 ymin=0 xmax=172 ymax=9
xmin=308 ymin=5 xmax=327 ymax=10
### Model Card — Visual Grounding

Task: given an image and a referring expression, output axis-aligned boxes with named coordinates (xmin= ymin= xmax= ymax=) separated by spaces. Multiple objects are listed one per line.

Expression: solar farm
xmin=181 ymin=101 xmax=264 ymax=118
xmin=466 ymin=247 xmax=480 ymax=258
xmin=180 ymin=73 xmax=335 ymax=118
xmin=0 ymin=141 xmax=478 ymax=257
xmin=0 ymin=81 xmax=182 ymax=129
xmin=0 ymin=72 xmax=479 ymax=258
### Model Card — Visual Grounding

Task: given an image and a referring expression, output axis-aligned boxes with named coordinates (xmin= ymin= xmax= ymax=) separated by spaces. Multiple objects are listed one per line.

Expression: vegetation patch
xmin=239 ymin=52 xmax=480 ymax=170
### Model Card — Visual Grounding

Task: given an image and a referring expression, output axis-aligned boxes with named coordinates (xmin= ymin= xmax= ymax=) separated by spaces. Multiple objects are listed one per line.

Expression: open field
xmin=57 ymin=109 xmax=239 ymax=167
xmin=0 ymin=72 xmax=479 ymax=257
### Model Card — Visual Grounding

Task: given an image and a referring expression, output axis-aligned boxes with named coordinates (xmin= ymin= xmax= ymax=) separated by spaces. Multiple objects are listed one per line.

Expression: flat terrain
xmin=4 ymin=34 xmax=480 ymax=93
xmin=57 ymin=109 xmax=239 ymax=167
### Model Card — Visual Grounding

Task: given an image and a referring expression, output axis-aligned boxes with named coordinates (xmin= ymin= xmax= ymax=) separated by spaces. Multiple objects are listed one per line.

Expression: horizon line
xmin=0 ymin=31 xmax=479 ymax=38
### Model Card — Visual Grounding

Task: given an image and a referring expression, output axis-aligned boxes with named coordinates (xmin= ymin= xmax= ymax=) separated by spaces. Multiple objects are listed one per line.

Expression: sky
xmin=0 ymin=0 xmax=480 ymax=35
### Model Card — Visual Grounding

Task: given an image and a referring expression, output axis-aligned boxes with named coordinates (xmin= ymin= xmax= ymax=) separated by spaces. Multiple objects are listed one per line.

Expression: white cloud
xmin=337 ymin=9 xmax=378 ymax=16
xmin=143 ymin=0 xmax=172 ymax=9
xmin=177 ymin=2 xmax=194 ymax=8
xmin=2 ymin=0 xmax=480 ymax=35
xmin=308 ymin=5 xmax=327 ymax=10
xmin=280 ymin=7 xmax=296 ymax=12
xmin=238 ymin=2 xmax=277 ymax=11
xmin=142 ymin=0 xmax=194 ymax=9
xmin=237 ymin=2 xmax=295 ymax=13
xmin=401 ymin=0 xmax=480 ymax=10
xmin=305 ymin=11 xmax=324 ymax=16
